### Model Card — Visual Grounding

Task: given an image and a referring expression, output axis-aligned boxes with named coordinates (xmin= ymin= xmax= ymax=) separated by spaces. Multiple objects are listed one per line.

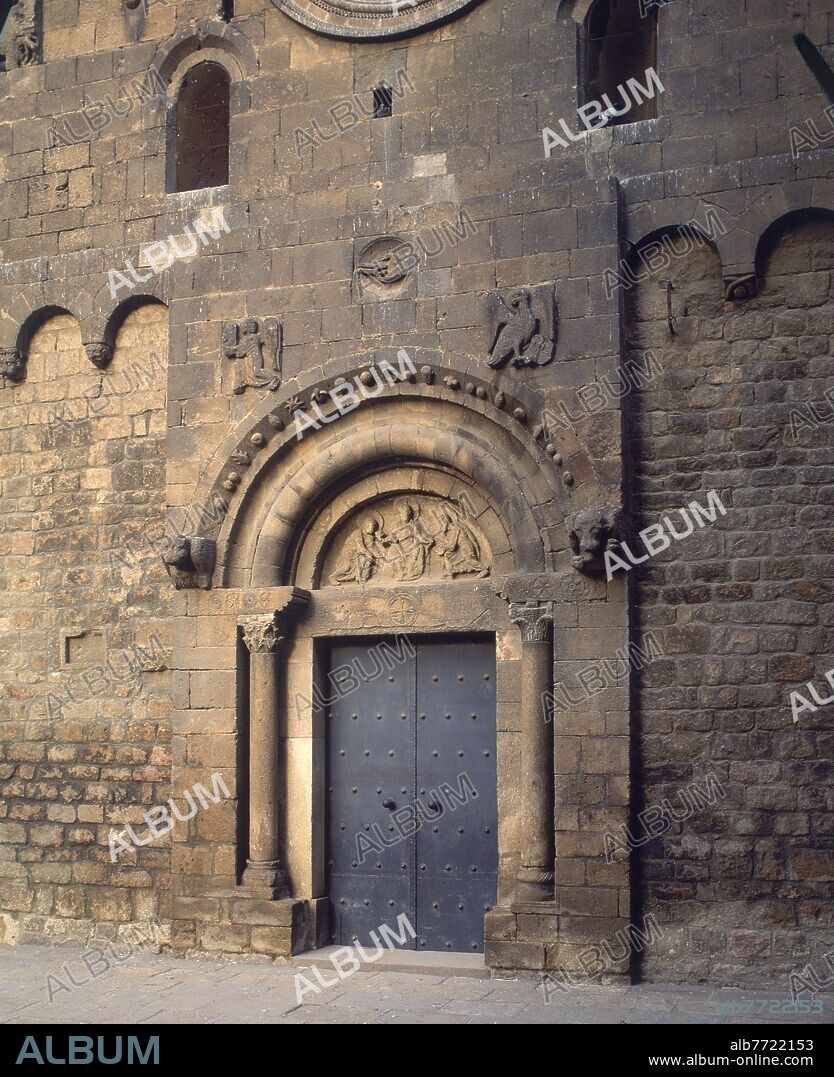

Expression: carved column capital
xmin=509 ymin=601 xmax=553 ymax=643
xmin=239 ymin=614 xmax=287 ymax=654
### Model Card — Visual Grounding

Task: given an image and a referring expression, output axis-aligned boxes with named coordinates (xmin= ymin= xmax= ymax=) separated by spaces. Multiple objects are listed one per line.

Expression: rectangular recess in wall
xmin=60 ymin=629 xmax=106 ymax=668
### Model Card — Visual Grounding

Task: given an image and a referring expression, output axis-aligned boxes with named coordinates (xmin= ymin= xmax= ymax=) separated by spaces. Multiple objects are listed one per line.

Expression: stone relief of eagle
xmin=486 ymin=284 xmax=558 ymax=369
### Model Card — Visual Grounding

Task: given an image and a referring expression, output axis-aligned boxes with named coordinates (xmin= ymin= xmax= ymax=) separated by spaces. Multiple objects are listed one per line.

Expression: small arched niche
xmin=756 ymin=209 xmax=834 ymax=291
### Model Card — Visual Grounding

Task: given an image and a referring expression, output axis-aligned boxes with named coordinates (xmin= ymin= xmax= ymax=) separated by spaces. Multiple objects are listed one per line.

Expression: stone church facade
xmin=0 ymin=0 xmax=832 ymax=987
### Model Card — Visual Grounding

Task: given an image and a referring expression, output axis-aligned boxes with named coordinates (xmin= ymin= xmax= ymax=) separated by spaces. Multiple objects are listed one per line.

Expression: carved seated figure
xmin=330 ymin=513 xmax=387 ymax=585
xmin=433 ymin=503 xmax=490 ymax=578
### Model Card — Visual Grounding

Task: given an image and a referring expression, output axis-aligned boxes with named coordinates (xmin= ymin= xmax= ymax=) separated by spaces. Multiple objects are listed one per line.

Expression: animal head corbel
xmin=567 ymin=505 xmax=623 ymax=574
xmin=160 ymin=535 xmax=216 ymax=590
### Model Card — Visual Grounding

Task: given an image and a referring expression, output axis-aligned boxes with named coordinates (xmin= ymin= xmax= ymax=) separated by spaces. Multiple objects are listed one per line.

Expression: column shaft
xmin=240 ymin=614 xmax=289 ymax=898
xmin=510 ymin=602 xmax=555 ymax=902
xmin=248 ymin=649 xmax=281 ymax=869
xmin=519 ymin=637 xmax=554 ymax=897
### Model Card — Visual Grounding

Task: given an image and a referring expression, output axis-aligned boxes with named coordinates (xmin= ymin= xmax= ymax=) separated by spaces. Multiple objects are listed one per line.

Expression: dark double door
xmin=326 ymin=636 xmax=497 ymax=953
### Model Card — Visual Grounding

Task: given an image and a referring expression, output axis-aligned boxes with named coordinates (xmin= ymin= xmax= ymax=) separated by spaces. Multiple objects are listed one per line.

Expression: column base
xmin=515 ymin=866 xmax=554 ymax=903
xmin=241 ymin=860 xmax=290 ymax=899
xmin=170 ymin=892 xmax=327 ymax=957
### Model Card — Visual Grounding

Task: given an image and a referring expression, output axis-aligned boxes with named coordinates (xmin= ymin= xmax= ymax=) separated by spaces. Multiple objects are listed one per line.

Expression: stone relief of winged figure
xmin=221 ymin=318 xmax=282 ymax=395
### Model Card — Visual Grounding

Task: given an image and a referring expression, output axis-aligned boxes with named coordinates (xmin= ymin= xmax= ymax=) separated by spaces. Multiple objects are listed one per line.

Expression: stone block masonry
xmin=0 ymin=0 xmax=832 ymax=989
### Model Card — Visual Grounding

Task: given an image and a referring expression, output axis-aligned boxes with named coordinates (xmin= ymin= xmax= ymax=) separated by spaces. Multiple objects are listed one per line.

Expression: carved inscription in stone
xmin=326 ymin=496 xmax=491 ymax=586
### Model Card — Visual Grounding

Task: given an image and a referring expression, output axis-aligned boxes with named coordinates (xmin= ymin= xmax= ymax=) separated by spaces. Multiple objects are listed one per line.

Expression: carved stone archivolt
xmin=487 ymin=284 xmax=557 ymax=369
xmin=222 ymin=318 xmax=282 ymax=395
xmin=198 ymin=364 xmax=579 ymax=537
xmin=325 ymin=496 xmax=491 ymax=586
xmin=188 ymin=359 xmax=598 ymax=588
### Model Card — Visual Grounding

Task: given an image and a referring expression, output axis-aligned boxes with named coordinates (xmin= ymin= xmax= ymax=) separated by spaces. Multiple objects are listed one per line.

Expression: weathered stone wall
xmin=625 ymin=221 xmax=834 ymax=985
xmin=0 ymin=304 xmax=171 ymax=946
xmin=0 ymin=0 xmax=832 ymax=984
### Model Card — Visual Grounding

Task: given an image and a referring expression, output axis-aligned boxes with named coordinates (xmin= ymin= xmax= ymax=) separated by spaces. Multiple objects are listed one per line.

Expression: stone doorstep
xmin=291 ymin=944 xmax=490 ymax=980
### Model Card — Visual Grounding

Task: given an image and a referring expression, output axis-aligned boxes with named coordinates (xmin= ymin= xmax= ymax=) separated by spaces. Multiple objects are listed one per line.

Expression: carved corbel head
xmin=160 ymin=535 xmax=216 ymax=590
xmin=9 ymin=2 xmax=40 ymax=68
xmin=0 ymin=348 xmax=25 ymax=384
xmin=85 ymin=342 xmax=113 ymax=369
xmin=567 ymin=505 xmax=623 ymax=574
xmin=723 ymin=272 xmax=758 ymax=303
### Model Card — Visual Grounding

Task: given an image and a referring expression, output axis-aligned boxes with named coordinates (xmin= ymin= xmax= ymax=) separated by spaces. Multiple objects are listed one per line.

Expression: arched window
xmin=583 ymin=0 xmax=659 ymax=126
xmin=174 ymin=61 xmax=230 ymax=192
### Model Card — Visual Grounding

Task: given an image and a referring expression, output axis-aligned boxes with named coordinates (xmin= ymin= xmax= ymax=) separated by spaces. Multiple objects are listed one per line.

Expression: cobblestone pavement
xmin=0 ymin=945 xmax=832 ymax=1025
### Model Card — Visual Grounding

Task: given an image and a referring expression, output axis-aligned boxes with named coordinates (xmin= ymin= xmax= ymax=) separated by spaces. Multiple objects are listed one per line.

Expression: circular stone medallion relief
xmin=270 ymin=0 xmax=486 ymax=40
